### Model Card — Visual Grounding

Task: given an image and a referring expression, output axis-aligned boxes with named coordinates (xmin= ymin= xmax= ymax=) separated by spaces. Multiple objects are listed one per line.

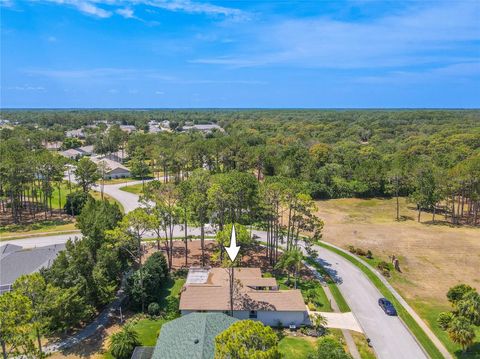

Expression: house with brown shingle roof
xmin=179 ymin=267 xmax=308 ymax=327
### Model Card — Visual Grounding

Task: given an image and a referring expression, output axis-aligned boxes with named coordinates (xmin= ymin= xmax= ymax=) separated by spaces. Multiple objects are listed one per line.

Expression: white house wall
xmin=106 ymin=168 xmax=131 ymax=179
xmin=180 ymin=310 xmax=307 ymax=327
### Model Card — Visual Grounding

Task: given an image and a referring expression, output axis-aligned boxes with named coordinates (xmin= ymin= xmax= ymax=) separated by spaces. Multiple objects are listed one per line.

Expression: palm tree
xmin=109 ymin=324 xmax=140 ymax=359
xmin=276 ymin=249 xmax=303 ymax=288
xmin=311 ymin=313 xmax=328 ymax=333
xmin=447 ymin=317 xmax=475 ymax=353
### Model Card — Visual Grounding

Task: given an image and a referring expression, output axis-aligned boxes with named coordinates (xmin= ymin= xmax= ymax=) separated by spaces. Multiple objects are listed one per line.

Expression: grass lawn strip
xmin=278 ymin=336 xmax=316 ymax=358
xmin=119 ymin=183 xmax=144 ymax=195
xmin=317 ymin=241 xmax=447 ymax=359
xmin=351 ymin=331 xmax=376 ymax=359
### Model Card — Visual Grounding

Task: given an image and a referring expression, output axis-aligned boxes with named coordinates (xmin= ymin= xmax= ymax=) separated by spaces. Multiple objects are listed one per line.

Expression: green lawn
xmin=100 ymin=177 xmax=135 ymax=185
xmin=119 ymin=183 xmax=144 ymax=195
xmin=90 ymin=190 xmax=125 ymax=213
xmin=328 ymin=283 xmax=351 ymax=313
xmin=316 ymin=241 xmax=445 ymax=359
xmin=0 ymin=220 xmax=77 ymax=240
xmin=130 ymin=318 xmax=167 ymax=346
xmin=278 ymin=336 xmax=316 ymax=358
xmin=411 ymin=299 xmax=480 ymax=359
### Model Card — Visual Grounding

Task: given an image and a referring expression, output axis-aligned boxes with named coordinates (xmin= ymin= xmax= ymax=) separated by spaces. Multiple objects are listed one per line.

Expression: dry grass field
xmin=316 ymin=197 xmax=480 ymax=356
xmin=315 ymin=197 xmax=479 ymax=303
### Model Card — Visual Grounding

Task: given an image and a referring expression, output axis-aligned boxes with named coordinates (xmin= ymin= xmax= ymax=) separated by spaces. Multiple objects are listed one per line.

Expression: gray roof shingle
xmin=152 ymin=313 xmax=237 ymax=359
xmin=0 ymin=244 xmax=65 ymax=287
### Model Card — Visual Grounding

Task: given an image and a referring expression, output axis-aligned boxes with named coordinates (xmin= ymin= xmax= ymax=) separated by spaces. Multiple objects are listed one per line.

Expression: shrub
xmin=126 ymin=252 xmax=169 ymax=311
xmin=173 ymin=267 xmax=189 ymax=279
xmin=148 ymin=302 xmax=160 ymax=316
xmin=447 ymin=284 xmax=475 ymax=304
xmin=309 ymin=336 xmax=353 ymax=359
xmin=165 ymin=296 xmax=180 ymax=320
xmin=355 ymin=248 xmax=367 ymax=256
xmin=377 ymin=261 xmax=391 ymax=277
xmin=366 ymin=250 xmax=373 ymax=259
xmin=109 ymin=324 xmax=140 ymax=359
xmin=215 ymin=320 xmax=281 ymax=359
xmin=348 ymin=245 xmax=355 ymax=254
xmin=437 ymin=311 xmax=454 ymax=330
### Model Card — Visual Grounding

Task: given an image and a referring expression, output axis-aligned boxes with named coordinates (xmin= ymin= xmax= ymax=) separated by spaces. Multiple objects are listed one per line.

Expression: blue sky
xmin=1 ymin=0 xmax=479 ymax=108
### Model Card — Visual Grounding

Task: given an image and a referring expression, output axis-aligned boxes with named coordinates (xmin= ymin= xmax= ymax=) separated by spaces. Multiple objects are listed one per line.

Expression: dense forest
xmin=1 ymin=109 xmax=479 ymax=226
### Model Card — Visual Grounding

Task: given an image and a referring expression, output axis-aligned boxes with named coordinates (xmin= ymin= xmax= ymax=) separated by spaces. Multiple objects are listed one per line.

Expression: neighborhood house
xmin=180 ymin=267 xmax=308 ymax=327
xmin=90 ymin=156 xmax=131 ymax=179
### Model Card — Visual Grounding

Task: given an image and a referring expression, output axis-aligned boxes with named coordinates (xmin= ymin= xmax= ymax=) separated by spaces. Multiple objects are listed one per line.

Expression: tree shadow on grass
xmin=454 ymin=341 xmax=480 ymax=359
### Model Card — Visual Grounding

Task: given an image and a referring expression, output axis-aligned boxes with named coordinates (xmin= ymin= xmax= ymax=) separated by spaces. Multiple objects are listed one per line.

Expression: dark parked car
xmin=378 ymin=298 xmax=397 ymax=316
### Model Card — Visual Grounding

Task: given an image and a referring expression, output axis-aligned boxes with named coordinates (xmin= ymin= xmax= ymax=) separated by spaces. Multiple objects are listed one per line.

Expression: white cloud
xmin=144 ymin=0 xmax=247 ymax=20
xmin=50 ymin=0 xmax=112 ymax=18
xmin=155 ymin=90 xmax=164 ymax=95
xmin=190 ymin=1 xmax=480 ymax=70
xmin=116 ymin=7 xmax=134 ymax=19
xmin=11 ymin=0 xmax=246 ymax=20
xmin=47 ymin=36 xmax=57 ymax=42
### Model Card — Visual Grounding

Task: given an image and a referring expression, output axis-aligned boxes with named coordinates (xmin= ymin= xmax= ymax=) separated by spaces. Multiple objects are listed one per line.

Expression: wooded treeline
xmin=0 ymin=138 xmax=66 ymax=224
xmin=1 ymin=109 xmax=479 ymax=226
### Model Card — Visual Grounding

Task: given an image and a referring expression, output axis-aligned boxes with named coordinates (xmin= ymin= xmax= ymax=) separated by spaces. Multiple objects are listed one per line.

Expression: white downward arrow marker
xmin=225 ymin=224 xmax=241 ymax=262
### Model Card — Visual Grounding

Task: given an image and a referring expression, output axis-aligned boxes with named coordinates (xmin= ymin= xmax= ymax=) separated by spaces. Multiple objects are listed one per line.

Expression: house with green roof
xmin=150 ymin=312 xmax=238 ymax=359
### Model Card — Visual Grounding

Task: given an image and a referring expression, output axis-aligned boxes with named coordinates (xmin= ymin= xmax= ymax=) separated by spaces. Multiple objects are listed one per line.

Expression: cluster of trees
xmin=2 ymin=109 xmax=479 ymax=226
xmin=0 ymin=198 xmax=123 ymax=358
xmin=121 ymin=170 xmax=321 ymax=272
xmin=437 ymin=284 xmax=480 ymax=353
xmin=0 ymin=136 xmax=66 ymax=223
xmin=213 ymin=319 xmax=353 ymax=359
xmin=126 ymin=252 xmax=169 ymax=313
xmin=124 ymin=111 xmax=480 ymax=226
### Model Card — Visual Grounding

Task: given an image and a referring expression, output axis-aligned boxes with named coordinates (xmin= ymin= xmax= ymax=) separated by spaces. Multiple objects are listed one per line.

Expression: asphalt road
xmin=309 ymin=243 xmax=428 ymax=359
xmin=101 ymin=180 xmax=146 ymax=213
xmin=4 ymin=181 xmax=429 ymax=358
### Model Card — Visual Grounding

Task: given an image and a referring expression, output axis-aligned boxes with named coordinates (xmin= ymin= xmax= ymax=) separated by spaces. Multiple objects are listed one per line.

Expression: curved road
xmin=4 ymin=182 xmax=430 ymax=359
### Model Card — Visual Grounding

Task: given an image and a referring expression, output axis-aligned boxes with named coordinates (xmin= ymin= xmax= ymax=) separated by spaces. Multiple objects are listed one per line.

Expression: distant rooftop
xmin=0 ymin=243 xmax=65 ymax=290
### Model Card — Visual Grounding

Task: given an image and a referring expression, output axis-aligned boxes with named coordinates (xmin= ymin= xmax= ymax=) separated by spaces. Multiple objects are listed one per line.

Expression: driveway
xmin=309 ymin=311 xmax=363 ymax=333
xmin=100 ymin=180 xmax=147 ymax=213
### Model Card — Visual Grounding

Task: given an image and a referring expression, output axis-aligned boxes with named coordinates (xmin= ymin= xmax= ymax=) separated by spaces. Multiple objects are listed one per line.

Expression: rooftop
xmin=90 ymin=156 xmax=129 ymax=172
xmin=0 ymin=243 xmax=65 ymax=288
xmin=152 ymin=312 xmax=237 ymax=359
xmin=180 ymin=267 xmax=305 ymax=312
